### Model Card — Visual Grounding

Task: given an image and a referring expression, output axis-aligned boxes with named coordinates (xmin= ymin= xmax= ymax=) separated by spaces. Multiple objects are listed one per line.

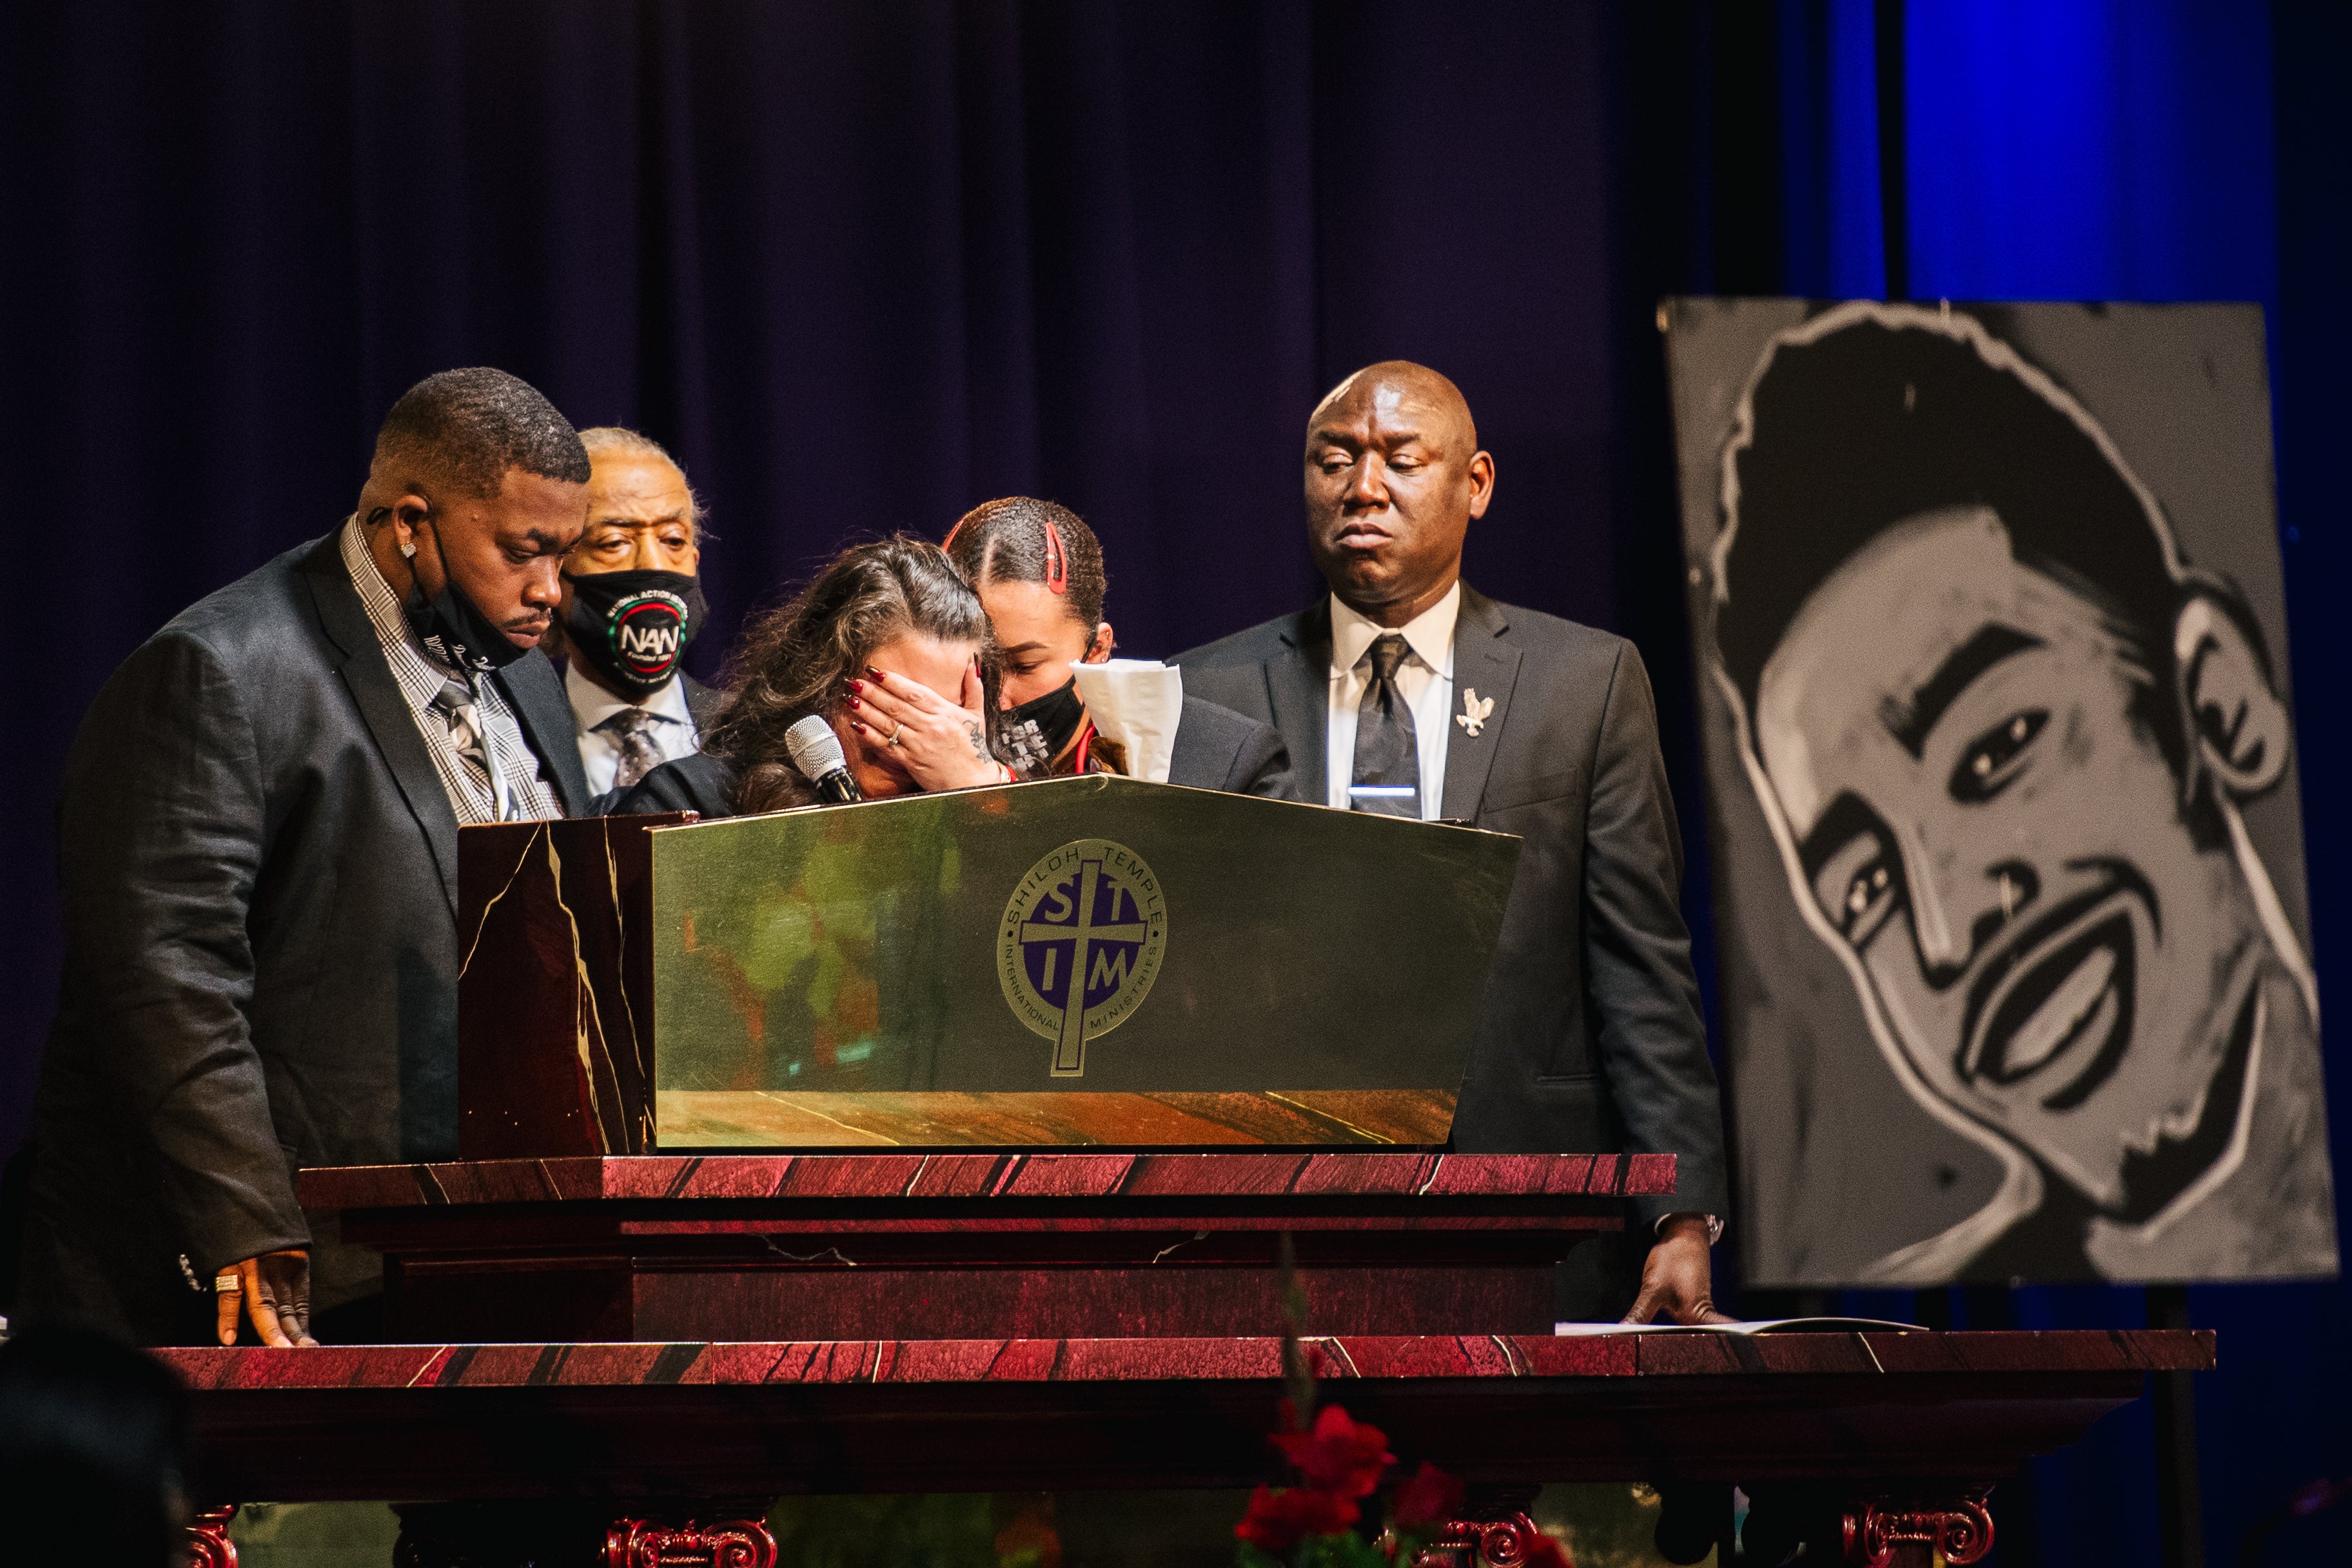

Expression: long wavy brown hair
xmin=701 ymin=536 xmax=1001 ymax=814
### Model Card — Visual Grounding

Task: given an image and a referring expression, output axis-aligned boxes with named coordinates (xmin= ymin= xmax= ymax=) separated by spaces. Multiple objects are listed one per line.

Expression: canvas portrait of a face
xmin=1669 ymin=299 xmax=2337 ymax=1287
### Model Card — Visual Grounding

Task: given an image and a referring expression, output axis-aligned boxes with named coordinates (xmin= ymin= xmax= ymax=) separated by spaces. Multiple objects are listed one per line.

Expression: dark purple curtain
xmin=0 ymin=0 xmax=1734 ymax=1150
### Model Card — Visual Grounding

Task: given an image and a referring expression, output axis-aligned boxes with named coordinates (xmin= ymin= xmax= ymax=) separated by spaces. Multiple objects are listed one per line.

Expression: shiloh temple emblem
xmin=997 ymin=838 xmax=1168 ymax=1075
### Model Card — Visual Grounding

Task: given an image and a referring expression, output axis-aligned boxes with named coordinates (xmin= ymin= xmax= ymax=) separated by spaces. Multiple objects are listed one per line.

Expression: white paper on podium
xmin=1071 ymin=659 xmax=1183 ymax=783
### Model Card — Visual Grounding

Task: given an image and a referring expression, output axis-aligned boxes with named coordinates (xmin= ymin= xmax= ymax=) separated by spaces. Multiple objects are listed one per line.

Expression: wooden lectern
xmin=162 ymin=783 xmax=2215 ymax=1568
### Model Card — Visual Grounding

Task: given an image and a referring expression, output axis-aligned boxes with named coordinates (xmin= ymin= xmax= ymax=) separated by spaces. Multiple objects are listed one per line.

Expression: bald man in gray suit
xmin=1175 ymin=362 xmax=1730 ymax=1323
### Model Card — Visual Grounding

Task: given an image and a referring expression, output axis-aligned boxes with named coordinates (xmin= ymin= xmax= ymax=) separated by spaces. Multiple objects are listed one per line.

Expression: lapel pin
xmin=1455 ymin=689 xmax=1494 ymax=738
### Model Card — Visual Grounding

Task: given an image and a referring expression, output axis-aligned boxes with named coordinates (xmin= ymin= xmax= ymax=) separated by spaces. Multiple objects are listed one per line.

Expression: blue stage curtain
xmin=1777 ymin=0 xmax=1887 ymax=299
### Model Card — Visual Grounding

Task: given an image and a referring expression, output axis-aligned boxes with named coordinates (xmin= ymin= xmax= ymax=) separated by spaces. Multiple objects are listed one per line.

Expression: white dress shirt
xmin=340 ymin=516 xmax=560 ymax=823
xmin=567 ymin=659 xmax=702 ymax=796
xmin=1325 ymin=582 xmax=1461 ymax=820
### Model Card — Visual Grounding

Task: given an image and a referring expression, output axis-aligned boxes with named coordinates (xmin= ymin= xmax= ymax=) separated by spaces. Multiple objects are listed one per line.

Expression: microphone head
xmin=785 ymin=714 xmax=850 ymax=781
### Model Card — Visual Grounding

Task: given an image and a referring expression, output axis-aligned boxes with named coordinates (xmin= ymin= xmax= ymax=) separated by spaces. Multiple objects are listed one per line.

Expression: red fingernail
xmin=848 ymin=679 xmax=864 ymax=693
xmin=848 ymin=696 xmax=862 ymax=709
xmin=865 ymin=667 xmax=885 ymax=681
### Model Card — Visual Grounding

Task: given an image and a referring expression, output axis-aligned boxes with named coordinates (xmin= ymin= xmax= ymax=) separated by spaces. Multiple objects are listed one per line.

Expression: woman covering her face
xmin=943 ymin=497 xmax=1128 ymax=778
xmin=602 ymin=536 xmax=1013 ymax=818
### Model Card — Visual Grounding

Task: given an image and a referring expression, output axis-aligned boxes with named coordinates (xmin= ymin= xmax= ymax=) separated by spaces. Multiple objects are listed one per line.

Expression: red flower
xmin=1270 ymin=1404 xmax=1396 ymax=1499
xmin=1235 ymin=1485 xmax=1361 ymax=1553
xmin=1391 ymin=1462 xmax=1467 ymax=1529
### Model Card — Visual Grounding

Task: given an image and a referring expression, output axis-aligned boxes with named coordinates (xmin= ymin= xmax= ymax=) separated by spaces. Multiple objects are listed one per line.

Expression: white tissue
xmin=1070 ymin=659 xmax=1184 ymax=783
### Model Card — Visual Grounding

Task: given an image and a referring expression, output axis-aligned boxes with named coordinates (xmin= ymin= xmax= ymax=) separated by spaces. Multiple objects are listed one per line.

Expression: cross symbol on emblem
xmin=999 ymin=838 xmax=1169 ymax=1075
xmin=1021 ymin=854 xmax=1152 ymax=1074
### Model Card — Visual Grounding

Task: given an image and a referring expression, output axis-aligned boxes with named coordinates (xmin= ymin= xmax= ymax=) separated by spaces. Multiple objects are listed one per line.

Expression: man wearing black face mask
xmin=553 ymin=427 xmax=721 ymax=798
xmin=17 ymin=368 xmax=592 ymax=1349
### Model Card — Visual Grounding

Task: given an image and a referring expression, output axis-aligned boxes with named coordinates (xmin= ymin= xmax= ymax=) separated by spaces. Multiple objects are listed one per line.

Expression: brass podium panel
xmin=647 ymin=776 xmax=1518 ymax=1147
xmin=456 ymin=778 xmax=1520 ymax=1153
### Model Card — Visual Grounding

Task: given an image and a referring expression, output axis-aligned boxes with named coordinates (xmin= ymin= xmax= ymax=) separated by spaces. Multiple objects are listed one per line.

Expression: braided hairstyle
xmin=701 ymin=536 xmax=1000 ymax=814
xmin=944 ymin=496 xmax=1108 ymax=643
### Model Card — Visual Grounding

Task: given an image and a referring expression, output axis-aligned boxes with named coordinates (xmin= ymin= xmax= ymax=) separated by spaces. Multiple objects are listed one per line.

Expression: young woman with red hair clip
xmin=945 ymin=497 xmax=1295 ymax=798
xmin=944 ymin=498 xmax=1118 ymax=776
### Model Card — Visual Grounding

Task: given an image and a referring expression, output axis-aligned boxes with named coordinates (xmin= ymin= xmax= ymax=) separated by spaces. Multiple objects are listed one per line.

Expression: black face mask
xmin=1001 ymin=675 xmax=1088 ymax=776
xmin=400 ymin=520 xmax=532 ymax=674
xmin=562 ymin=569 xmax=707 ymax=696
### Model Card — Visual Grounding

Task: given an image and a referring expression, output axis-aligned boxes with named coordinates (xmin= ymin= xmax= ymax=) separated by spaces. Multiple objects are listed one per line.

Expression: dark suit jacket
xmin=542 ymin=646 xmax=725 ymax=730
xmin=545 ymin=649 xmax=726 ymax=794
xmin=681 ymin=671 xmax=723 ymax=730
xmin=600 ymin=694 xmax=1291 ymax=818
xmin=1166 ymin=694 xmax=1294 ymax=798
xmin=21 ymin=532 xmax=588 ymax=1342
xmin=1173 ymin=587 xmax=1729 ymax=1229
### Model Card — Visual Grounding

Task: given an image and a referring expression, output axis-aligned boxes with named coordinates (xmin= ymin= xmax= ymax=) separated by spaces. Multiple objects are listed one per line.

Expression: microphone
xmin=785 ymin=714 xmax=863 ymax=804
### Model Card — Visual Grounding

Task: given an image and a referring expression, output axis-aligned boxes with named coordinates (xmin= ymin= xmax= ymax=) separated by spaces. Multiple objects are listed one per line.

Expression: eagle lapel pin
xmin=1455 ymin=688 xmax=1494 ymax=738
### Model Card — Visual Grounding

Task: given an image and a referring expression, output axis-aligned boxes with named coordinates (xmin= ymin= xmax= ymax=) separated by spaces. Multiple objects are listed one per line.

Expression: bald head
xmin=1303 ymin=360 xmax=1494 ymax=627
xmin=1308 ymin=360 xmax=1479 ymax=453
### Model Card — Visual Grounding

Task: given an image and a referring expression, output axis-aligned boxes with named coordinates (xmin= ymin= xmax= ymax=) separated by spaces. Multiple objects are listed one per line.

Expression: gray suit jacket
xmin=22 ymin=533 xmax=588 ymax=1342
xmin=1173 ymin=587 xmax=1728 ymax=1227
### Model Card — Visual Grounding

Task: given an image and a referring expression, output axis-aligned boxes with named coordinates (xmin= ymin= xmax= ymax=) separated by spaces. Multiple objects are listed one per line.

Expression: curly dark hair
xmin=701 ymin=536 xmax=1001 ymax=814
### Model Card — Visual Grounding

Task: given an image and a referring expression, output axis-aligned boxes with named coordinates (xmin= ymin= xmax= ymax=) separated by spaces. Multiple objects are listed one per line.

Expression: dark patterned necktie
xmin=1349 ymin=632 xmax=1420 ymax=818
xmin=430 ymin=678 xmax=504 ymax=817
xmin=602 ymin=707 xmax=665 ymax=790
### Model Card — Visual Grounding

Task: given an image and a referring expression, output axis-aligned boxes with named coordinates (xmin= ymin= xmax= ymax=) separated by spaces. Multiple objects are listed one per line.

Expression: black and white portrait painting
xmin=1666 ymin=299 xmax=2338 ymax=1286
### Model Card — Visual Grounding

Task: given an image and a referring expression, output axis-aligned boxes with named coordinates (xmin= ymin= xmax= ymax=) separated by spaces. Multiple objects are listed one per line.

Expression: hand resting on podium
xmin=215 ymin=1249 xmax=318 ymax=1347
xmin=1620 ymin=1214 xmax=1736 ymax=1326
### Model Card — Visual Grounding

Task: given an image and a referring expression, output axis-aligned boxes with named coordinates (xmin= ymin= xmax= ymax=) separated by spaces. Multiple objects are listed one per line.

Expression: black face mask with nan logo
xmin=562 ymin=568 xmax=707 ymax=696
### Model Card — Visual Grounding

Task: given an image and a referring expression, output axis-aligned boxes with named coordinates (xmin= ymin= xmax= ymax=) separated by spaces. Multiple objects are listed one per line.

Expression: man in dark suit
xmin=19 ymin=368 xmax=594 ymax=1347
xmin=551 ymin=427 xmax=725 ymax=791
xmin=1175 ymin=361 xmax=1731 ymax=1322
xmin=1161 ymin=700 xmax=1291 ymax=795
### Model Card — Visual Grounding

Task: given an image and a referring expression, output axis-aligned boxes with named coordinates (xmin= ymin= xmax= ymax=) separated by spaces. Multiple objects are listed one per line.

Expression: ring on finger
xmin=888 ymin=722 xmax=906 ymax=747
xmin=214 ymin=1273 xmax=242 ymax=1293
